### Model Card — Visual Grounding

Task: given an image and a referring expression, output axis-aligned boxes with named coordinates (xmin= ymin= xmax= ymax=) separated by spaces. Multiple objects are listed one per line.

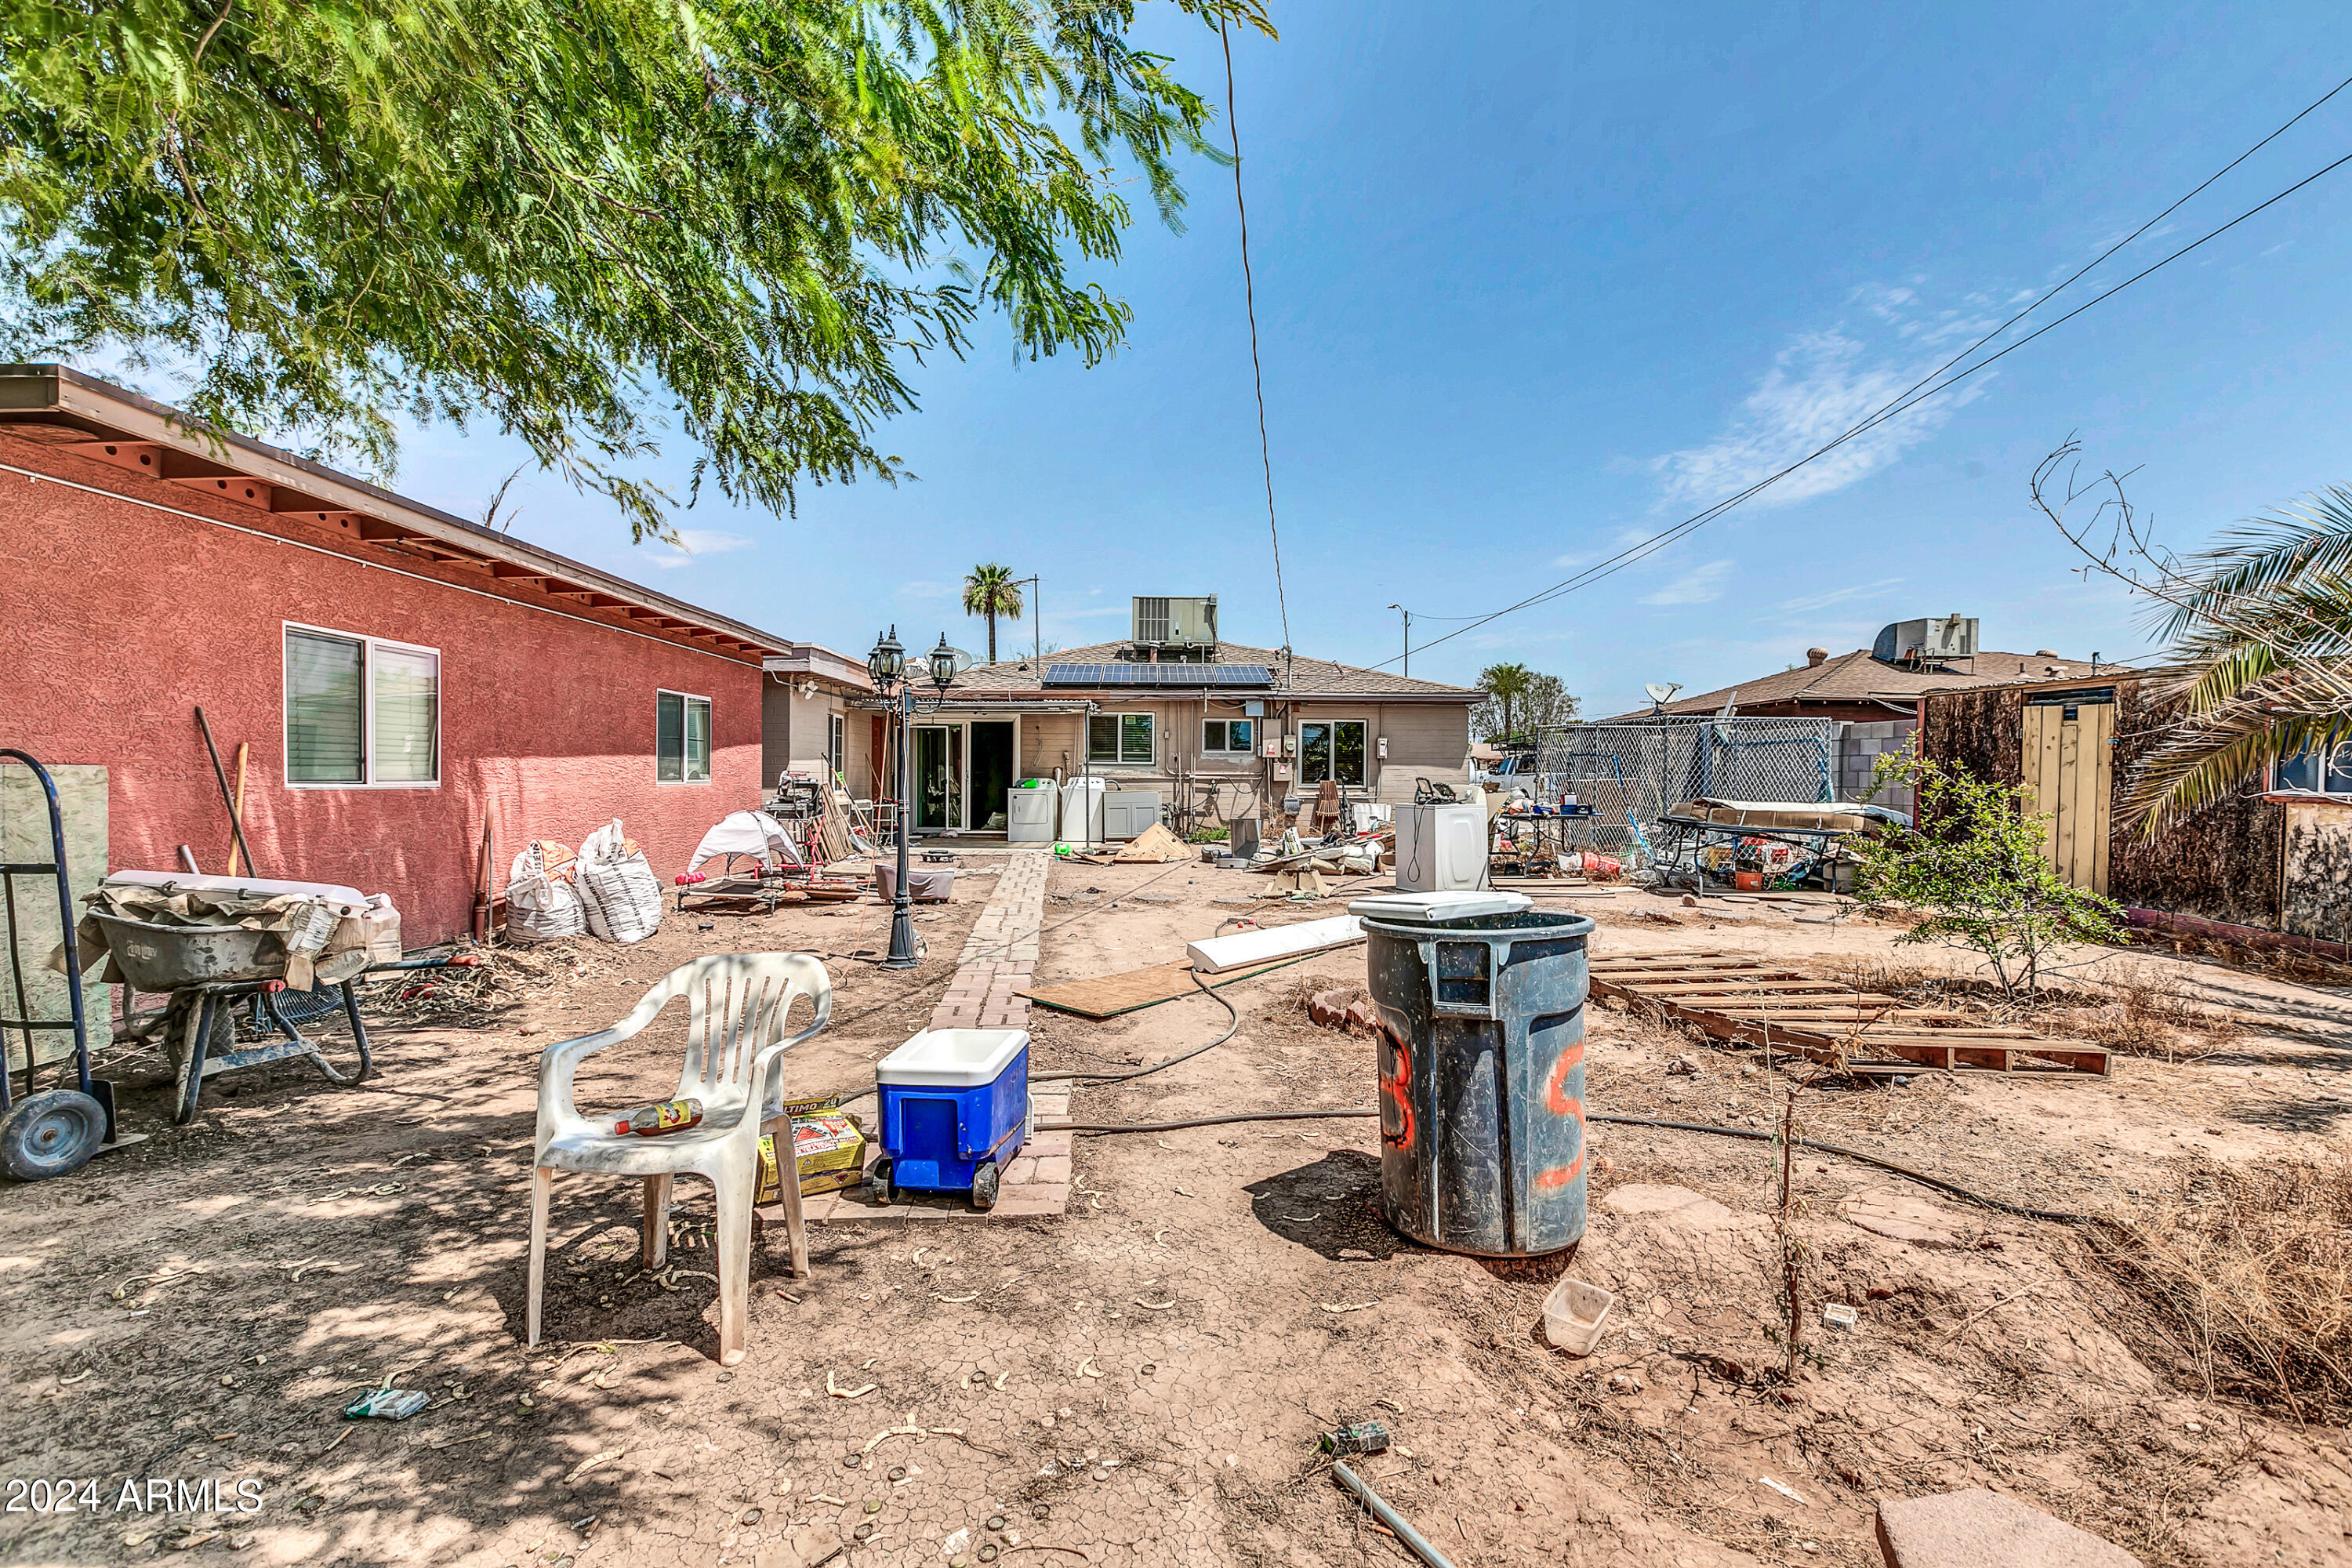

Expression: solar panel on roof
xmin=1043 ymin=662 xmax=1272 ymax=688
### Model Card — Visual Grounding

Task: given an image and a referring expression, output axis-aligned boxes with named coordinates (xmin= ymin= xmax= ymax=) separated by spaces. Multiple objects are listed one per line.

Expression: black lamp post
xmin=869 ymin=626 xmax=960 ymax=970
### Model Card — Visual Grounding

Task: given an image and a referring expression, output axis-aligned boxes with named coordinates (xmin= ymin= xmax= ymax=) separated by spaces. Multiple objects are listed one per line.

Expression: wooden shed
xmin=1918 ymin=671 xmax=2352 ymax=949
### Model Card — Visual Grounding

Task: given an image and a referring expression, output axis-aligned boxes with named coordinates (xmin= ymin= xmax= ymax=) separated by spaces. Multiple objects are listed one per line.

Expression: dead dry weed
xmin=2092 ymin=1152 xmax=2352 ymax=1422
xmin=1824 ymin=955 xmax=2244 ymax=1062
xmin=2047 ymin=964 xmax=2246 ymax=1062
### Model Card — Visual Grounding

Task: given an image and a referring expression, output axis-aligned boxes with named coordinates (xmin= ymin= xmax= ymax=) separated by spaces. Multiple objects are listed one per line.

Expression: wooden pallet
xmin=1588 ymin=949 xmax=2109 ymax=1078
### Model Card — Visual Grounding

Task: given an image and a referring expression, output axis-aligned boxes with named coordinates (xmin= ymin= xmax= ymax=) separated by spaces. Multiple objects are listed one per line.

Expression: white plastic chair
xmin=528 ymin=953 xmax=831 ymax=1365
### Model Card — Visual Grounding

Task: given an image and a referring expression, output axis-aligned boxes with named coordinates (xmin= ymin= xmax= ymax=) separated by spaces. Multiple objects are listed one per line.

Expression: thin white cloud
xmin=898 ymin=579 xmax=957 ymax=600
xmin=1641 ymin=558 xmax=1734 ymax=606
xmin=644 ymin=528 xmax=755 ymax=569
xmin=1774 ymin=576 xmax=1905 ymax=615
xmin=1552 ymin=527 xmax=1655 ymax=570
xmin=1651 ymin=293 xmax=1992 ymax=512
xmin=1051 ymin=605 xmax=1130 ymax=620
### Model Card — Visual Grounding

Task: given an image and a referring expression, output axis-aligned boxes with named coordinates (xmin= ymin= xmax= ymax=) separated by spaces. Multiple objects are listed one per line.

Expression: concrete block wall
xmin=1838 ymin=720 xmax=1917 ymax=814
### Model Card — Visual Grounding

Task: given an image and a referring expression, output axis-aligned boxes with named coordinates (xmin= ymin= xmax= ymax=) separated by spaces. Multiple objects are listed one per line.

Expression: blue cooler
xmin=867 ymin=1028 xmax=1031 ymax=1209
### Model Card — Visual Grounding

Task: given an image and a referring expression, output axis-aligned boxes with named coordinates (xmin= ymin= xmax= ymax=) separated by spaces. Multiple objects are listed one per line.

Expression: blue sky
xmin=372 ymin=2 xmax=2352 ymax=716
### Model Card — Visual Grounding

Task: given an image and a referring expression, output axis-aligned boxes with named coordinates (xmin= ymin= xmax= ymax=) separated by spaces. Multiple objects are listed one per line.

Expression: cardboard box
xmin=755 ymin=1095 xmax=867 ymax=1203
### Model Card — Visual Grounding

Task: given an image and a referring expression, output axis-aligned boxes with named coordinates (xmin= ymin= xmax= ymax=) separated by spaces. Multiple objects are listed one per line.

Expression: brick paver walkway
xmin=804 ymin=850 xmax=1069 ymax=1222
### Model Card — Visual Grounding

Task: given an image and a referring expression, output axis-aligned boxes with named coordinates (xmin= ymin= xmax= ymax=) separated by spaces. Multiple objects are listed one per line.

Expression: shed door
xmin=2021 ymin=696 xmax=2114 ymax=894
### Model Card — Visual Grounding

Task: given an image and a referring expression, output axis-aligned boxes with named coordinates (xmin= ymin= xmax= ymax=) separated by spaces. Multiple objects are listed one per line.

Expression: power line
xmin=1220 ymin=18 xmax=1290 ymax=654
xmin=1371 ymin=74 xmax=2352 ymax=670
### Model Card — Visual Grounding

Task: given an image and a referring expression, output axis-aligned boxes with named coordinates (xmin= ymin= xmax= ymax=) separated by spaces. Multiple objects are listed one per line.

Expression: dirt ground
xmin=4 ymin=860 xmax=2350 ymax=1567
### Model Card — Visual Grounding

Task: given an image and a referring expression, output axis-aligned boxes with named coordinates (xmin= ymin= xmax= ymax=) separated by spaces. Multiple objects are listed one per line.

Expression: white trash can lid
xmin=1347 ymin=890 xmax=1532 ymax=924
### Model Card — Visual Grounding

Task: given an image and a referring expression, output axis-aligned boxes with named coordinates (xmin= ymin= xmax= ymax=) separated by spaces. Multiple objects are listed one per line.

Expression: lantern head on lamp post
xmin=868 ymin=626 xmax=906 ymax=690
xmin=928 ymin=635 xmax=959 ymax=691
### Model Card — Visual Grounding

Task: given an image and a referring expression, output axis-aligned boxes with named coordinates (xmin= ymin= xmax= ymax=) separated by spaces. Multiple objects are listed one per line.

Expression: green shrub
xmin=1852 ymin=750 xmax=2125 ymax=995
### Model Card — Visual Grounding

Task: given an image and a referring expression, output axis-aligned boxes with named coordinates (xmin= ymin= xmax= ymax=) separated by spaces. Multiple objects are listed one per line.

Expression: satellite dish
xmin=1643 ymin=681 xmax=1682 ymax=707
xmin=946 ymin=647 xmax=978 ymax=674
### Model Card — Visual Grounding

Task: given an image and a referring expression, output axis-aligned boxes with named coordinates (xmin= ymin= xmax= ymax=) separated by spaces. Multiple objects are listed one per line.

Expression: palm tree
xmin=961 ymin=564 xmax=1025 ymax=664
xmin=1477 ymin=662 xmax=1536 ymax=744
xmin=2125 ymin=489 xmax=2352 ymax=829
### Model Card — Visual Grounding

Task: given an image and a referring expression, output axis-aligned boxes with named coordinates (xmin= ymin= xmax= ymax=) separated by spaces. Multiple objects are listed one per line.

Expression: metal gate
xmin=1535 ymin=717 xmax=1838 ymax=863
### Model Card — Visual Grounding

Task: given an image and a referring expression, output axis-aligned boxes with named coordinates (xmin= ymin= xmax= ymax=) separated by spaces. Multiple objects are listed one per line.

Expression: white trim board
xmin=1186 ymin=915 xmax=1363 ymax=974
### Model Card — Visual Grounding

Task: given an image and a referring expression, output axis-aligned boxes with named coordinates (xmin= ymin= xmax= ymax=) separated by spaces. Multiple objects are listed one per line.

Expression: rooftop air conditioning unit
xmin=1132 ymin=595 xmax=1218 ymax=651
xmin=1873 ymin=615 xmax=1978 ymax=665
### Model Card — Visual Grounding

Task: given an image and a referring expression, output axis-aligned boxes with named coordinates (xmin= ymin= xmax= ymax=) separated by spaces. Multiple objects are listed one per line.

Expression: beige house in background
xmin=760 ymin=641 xmax=875 ymax=794
xmin=858 ymin=638 xmax=1481 ymax=838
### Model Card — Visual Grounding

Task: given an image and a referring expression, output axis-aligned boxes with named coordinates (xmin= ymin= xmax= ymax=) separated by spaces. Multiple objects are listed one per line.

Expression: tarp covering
xmin=685 ymin=810 xmax=805 ymax=877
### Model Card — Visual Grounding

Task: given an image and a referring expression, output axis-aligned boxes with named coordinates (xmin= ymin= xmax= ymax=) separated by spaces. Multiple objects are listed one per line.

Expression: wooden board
xmin=1186 ymin=914 xmax=1363 ymax=973
xmin=1018 ymin=957 xmax=1299 ymax=1019
xmin=1589 ymin=946 xmax=2108 ymax=1078
xmin=2022 ymin=699 xmax=2115 ymax=895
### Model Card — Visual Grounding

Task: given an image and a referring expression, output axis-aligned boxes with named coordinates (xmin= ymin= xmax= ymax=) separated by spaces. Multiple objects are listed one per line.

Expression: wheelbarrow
xmin=96 ymin=912 xmax=375 ymax=1127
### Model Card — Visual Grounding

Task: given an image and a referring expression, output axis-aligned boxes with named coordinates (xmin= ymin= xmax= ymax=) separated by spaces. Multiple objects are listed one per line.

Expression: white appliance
xmin=1392 ymin=803 xmax=1489 ymax=892
xmin=1059 ymin=776 xmax=1106 ymax=848
xmin=1102 ymin=789 xmax=1162 ymax=841
xmin=1007 ymin=783 xmax=1058 ymax=844
xmin=1131 ymin=595 xmax=1218 ymax=649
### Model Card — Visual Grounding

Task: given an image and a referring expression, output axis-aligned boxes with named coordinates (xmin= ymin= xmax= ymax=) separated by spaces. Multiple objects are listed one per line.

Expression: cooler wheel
xmin=971 ymin=1163 xmax=1000 ymax=1210
xmin=865 ymin=1157 xmax=895 ymax=1208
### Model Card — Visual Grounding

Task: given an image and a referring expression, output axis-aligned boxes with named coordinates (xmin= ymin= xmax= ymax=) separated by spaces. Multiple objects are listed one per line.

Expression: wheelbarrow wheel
xmin=0 ymin=1090 xmax=107 ymax=1181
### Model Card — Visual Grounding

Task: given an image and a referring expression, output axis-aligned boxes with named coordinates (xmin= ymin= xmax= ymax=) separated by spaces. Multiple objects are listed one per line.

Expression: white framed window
xmin=1299 ymin=718 xmax=1368 ymax=786
xmin=2273 ymin=739 xmax=2352 ymax=797
xmin=658 ymin=689 xmax=712 ymax=783
xmin=284 ymin=623 xmax=441 ymax=789
xmin=1202 ymin=718 xmax=1254 ymax=756
xmin=1087 ymin=712 xmax=1155 ymax=765
xmin=829 ymin=711 xmax=846 ymax=779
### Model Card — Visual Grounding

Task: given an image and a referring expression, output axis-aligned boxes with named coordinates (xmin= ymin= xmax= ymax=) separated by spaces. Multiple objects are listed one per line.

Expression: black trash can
xmin=1352 ymin=892 xmax=1595 ymax=1257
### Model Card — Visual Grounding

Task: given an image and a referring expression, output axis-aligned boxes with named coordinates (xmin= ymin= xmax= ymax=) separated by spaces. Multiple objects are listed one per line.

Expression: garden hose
xmin=1039 ymin=1105 xmax=2100 ymax=1225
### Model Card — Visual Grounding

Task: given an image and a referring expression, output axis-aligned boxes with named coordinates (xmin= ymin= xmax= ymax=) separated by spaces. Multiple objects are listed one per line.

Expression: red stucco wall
xmin=0 ymin=434 xmax=764 ymax=945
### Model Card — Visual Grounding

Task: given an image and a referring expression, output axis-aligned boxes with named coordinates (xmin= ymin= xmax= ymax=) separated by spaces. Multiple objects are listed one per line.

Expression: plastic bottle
xmin=615 ymin=1098 xmax=704 ymax=1136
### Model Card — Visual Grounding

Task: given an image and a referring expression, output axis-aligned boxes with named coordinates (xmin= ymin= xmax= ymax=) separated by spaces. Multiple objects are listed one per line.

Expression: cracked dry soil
xmin=3 ymin=859 xmax=2350 ymax=1566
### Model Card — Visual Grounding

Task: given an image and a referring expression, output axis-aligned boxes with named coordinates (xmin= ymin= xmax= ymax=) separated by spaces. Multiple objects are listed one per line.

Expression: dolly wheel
xmin=971 ymin=1163 xmax=1000 ymax=1211
xmin=0 ymin=1090 xmax=107 ymax=1182
xmin=866 ymin=1158 xmax=895 ymax=1208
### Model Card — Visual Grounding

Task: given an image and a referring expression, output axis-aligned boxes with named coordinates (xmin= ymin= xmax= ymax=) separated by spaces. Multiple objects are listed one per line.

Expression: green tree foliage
xmin=961 ymin=561 xmax=1023 ymax=662
xmin=1472 ymin=664 xmax=1576 ymax=744
xmin=1852 ymin=750 xmax=2124 ymax=996
xmin=0 ymin=0 xmax=1273 ymax=538
xmin=2122 ymin=489 xmax=2352 ymax=828
xmin=1475 ymin=662 xmax=1533 ymax=743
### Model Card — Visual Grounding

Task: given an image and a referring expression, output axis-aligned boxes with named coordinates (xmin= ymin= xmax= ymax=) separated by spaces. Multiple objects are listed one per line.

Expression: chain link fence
xmin=1534 ymin=717 xmax=1840 ymax=863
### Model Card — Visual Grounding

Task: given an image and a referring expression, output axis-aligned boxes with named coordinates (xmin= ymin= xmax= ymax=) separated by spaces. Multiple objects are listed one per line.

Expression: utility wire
xmin=1370 ymin=74 xmax=2352 ymax=671
xmin=1397 ymin=140 xmax=2352 ymax=667
xmin=1221 ymin=18 xmax=1291 ymax=653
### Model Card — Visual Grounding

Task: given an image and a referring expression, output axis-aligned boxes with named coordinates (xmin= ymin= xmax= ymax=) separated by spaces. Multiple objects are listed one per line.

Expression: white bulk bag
xmin=576 ymin=818 xmax=664 ymax=944
xmin=505 ymin=840 xmax=586 ymax=942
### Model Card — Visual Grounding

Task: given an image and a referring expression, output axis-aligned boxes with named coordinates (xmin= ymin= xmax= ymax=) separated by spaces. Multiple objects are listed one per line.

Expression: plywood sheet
xmin=0 ymin=762 xmax=111 ymax=1067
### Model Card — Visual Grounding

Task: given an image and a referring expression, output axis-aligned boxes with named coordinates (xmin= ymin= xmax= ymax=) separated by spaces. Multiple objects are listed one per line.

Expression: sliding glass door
xmin=913 ymin=724 xmax=964 ymax=830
